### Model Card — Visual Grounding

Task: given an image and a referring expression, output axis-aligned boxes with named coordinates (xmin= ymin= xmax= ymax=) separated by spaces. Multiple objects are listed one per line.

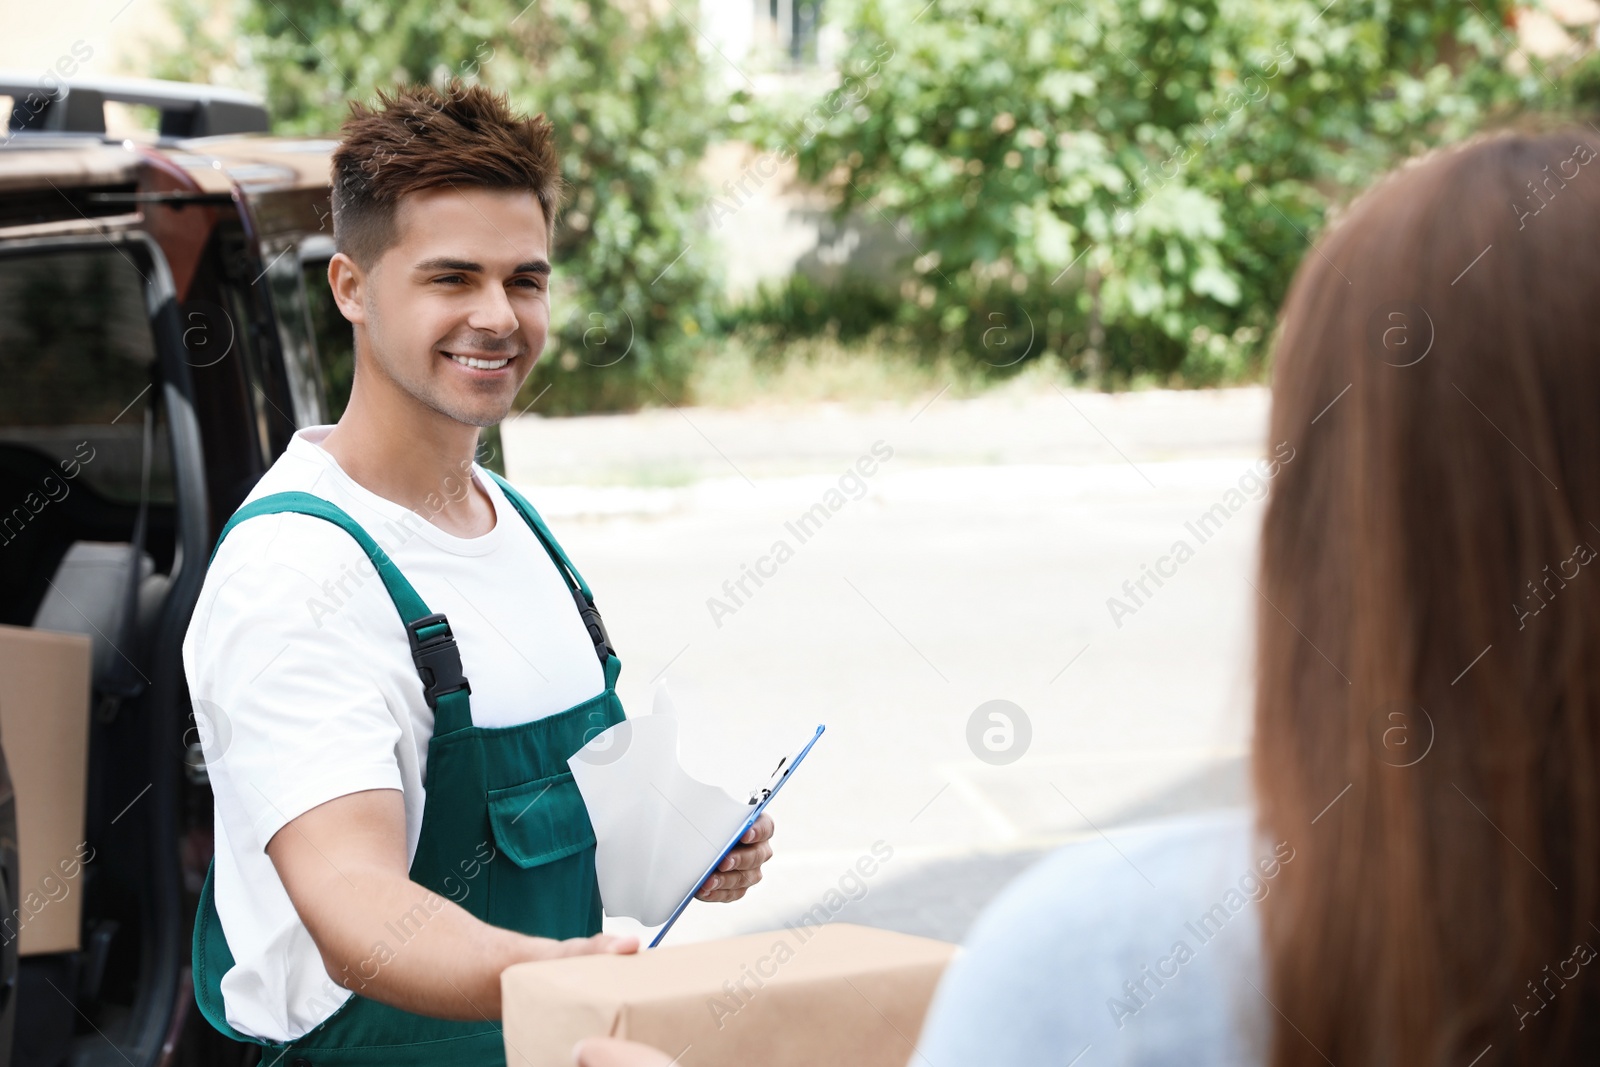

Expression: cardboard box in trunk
xmin=0 ymin=624 xmax=93 ymax=955
xmin=501 ymin=923 xmax=957 ymax=1067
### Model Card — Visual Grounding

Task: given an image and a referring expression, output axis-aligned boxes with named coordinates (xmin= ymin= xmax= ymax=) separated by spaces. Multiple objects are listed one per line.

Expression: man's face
xmin=337 ymin=186 xmax=550 ymax=428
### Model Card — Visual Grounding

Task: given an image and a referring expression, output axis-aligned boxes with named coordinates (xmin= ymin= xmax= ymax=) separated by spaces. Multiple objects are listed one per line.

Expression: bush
xmin=739 ymin=0 xmax=1577 ymax=385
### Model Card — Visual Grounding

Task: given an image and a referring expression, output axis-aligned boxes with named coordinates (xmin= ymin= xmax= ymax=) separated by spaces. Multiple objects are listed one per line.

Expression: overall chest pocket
xmin=484 ymin=770 xmax=605 ymax=937
xmin=486 ymin=770 xmax=596 ymax=866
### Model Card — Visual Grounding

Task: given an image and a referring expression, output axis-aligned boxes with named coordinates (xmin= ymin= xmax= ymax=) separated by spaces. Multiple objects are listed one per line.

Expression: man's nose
xmin=466 ymin=283 xmax=519 ymax=337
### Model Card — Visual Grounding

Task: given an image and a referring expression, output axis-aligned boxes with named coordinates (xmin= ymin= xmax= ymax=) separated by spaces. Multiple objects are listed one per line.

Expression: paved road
xmin=500 ymin=385 xmax=1274 ymax=945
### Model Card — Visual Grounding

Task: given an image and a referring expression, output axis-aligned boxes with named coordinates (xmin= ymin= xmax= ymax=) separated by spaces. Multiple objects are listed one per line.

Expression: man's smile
xmin=441 ymin=348 xmax=519 ymax=372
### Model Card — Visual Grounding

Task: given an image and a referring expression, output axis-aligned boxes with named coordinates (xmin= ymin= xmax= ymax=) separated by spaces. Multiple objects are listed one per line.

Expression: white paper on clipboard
xmin=644 ymin=719 xmax=824 ymax=946
xmin=567 ymin=682 xmax=821 ymax=932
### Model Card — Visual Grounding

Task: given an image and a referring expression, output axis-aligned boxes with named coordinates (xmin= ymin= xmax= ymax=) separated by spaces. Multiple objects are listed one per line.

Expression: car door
xmin=0 ymin=225 xmax=210 ymax=1067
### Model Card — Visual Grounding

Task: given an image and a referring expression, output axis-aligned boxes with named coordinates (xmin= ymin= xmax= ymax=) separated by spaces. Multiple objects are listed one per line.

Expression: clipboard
xmin=648 ymin=724 xmax=826 ymax=948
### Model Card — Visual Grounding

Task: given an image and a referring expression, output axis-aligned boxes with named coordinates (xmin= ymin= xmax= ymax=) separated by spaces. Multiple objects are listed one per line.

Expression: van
xmin=0 ymin=72 xmax=357 ymax=1067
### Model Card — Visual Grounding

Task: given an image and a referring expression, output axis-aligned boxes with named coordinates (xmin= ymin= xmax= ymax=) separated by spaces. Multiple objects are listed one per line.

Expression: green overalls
xmin=191 ymin=469 xmax=625 ymax=1066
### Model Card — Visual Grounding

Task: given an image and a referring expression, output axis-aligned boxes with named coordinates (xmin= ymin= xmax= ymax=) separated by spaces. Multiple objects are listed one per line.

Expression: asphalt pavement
xmin=500 ymin=384 xmax=1272 ymax=945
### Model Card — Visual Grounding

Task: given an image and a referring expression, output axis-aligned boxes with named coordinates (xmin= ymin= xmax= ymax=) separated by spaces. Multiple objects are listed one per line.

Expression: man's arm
xmin=266 ymin=787 xmax=638 ymax=1021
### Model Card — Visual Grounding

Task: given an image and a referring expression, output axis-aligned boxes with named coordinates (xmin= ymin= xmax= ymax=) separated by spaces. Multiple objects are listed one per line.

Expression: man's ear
xmin=328 ymin=252 xmax=369 ymax=325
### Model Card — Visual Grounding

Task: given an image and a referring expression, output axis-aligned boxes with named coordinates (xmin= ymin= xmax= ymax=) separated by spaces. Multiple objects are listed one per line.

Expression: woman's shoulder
xmin=995 ymin=805 xmax=1281 ymax=916
xmin=912 ymin=806 xmax=1278 ymax=1067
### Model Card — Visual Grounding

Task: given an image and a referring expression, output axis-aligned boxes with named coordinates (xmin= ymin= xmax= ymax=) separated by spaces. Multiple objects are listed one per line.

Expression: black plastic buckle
xmin=571 ymin=589 xmax=616 ymax=665
xmin=405 ymin=613 xmax=471 ymax=710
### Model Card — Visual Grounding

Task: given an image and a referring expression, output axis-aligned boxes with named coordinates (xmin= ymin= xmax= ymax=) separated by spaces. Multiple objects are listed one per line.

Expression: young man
xmin=184 ymin=82 xmax=773 ymax=1064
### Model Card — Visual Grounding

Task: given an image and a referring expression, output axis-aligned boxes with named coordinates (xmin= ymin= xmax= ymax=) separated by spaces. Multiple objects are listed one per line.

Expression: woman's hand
xmin=572 ymin=1036 xmax=676 ymax=1066
xmin=695 ymin=813 xmax=775 ymax=902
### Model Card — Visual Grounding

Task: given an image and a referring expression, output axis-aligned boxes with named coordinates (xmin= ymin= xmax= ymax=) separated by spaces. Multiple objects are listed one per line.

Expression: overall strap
xmin=483 ymin=470 xmax=620 ymax=690
xmin=211 ymin=492 xmax=474 ymax=735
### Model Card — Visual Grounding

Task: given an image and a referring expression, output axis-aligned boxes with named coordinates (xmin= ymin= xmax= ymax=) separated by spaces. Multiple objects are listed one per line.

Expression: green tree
xmin=156 ymin=0 xmax=719 ymax=413
xmin=758 ymin=0 xmax=1582 ymax=384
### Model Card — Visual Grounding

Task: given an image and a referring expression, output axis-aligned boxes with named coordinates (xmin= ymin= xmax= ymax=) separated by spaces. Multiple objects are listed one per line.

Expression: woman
xmin=914 ymin=122 xmax=1600 ymax=1066
xmin=578 ymin=123 xmax=1600 ymax=1066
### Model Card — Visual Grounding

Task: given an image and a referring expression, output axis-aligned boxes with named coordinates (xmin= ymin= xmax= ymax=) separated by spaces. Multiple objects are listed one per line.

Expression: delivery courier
xmin=182 ymin=81 xmax=774 ymax=1067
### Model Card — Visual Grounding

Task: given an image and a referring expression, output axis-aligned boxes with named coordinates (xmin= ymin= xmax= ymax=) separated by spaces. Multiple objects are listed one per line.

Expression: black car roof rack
xmin=0 ymin=72 xmax=269 ymax=138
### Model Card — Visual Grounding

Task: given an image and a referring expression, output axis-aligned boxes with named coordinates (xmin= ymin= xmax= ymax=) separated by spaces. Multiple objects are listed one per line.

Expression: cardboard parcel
xmin=0 ymin=624 xmax=93 ymax=955
xmin=501 ymin=922 xmax=957 ymax=1067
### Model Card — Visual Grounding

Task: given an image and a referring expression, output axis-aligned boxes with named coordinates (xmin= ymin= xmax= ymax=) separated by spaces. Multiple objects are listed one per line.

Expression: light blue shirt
xmin=912 ymin=807 xmax=1281 ymax=1066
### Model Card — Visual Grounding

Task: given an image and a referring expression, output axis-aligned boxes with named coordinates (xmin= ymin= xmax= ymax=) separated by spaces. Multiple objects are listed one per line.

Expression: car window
xmin=0 ymin=246 xmax=173 ymax=504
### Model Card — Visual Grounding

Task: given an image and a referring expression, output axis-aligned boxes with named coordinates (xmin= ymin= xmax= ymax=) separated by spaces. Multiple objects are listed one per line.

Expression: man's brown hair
xmin=330 ymin=81 xmax=563 ymax=269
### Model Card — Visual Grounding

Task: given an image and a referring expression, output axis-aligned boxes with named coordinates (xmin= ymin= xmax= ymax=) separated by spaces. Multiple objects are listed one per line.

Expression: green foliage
xmin=158 ymin=0 xmax=1597 ymax=399
xmin=716 ymin=272 xmax=900 ymax=342
xmin=747 ymin=0 xmax=1578 ymax=384
xmin=155 ymin=0 xmax=719 ymax=414
xmin=719 ymin=269 xmax=1193 ymax=386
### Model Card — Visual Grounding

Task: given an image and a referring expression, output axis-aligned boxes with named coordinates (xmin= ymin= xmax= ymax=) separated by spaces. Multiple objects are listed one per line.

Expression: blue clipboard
xmin=647 ymin=724 xmax=826 ymax=948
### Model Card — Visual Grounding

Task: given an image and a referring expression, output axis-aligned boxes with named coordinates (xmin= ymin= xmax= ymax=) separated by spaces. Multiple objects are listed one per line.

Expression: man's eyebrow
xmin=413 ymin=256 xmax=551 ymax=275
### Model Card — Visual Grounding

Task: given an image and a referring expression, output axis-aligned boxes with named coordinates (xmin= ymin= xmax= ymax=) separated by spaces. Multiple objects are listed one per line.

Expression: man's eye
xmin=511 ymin=277 xmax=545 ymax=289
xmin=434 ymin=275 xmax=465 ymax=285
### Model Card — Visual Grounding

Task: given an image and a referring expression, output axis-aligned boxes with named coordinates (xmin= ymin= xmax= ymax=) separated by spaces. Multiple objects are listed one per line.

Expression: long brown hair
xmin=1256 ymin=123 xmax=1600 ymax=1066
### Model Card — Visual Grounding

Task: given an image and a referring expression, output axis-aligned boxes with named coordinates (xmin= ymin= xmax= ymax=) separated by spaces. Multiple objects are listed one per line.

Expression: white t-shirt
xmin=182 ymin=424 xmax=606 ymax=1042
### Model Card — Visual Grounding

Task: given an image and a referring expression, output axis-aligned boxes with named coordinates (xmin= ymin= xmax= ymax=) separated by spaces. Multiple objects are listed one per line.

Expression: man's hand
xmin=695 ymin=813 xmax=774 ymax=903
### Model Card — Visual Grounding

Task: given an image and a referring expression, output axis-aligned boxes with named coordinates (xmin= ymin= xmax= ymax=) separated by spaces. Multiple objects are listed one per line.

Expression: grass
xmin=683 ymin=329 xmax=1213 ymax=410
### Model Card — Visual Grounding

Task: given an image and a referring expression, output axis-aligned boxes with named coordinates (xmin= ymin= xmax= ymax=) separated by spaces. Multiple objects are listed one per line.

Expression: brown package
xmin=501 ymin=922 xmax=958 ymax=1067
xmin=0 ymin=624 xmax=93 ymax=955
